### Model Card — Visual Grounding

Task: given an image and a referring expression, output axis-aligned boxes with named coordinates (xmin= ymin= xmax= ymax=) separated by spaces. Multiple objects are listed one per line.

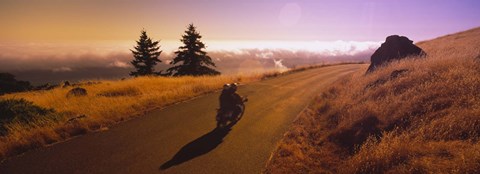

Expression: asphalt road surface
xmin=0 ymin=64 xmax=365 ymax=174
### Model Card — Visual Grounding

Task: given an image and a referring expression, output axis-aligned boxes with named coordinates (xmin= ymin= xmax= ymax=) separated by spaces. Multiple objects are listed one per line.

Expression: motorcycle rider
xmin=229 ymin=83 xmax=243 ymax=110
xmin=219 ymin=84 xmax=233 ymax=113
xmin=218 ymin=83 xmax=243 ymax=118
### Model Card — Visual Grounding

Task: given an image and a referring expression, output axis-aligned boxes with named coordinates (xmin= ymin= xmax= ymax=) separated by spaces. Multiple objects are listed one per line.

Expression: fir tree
xmin=166 ymin=24 xmax=220 ymax=76
xmin=130 ymin=29 xmax=162 ymax=77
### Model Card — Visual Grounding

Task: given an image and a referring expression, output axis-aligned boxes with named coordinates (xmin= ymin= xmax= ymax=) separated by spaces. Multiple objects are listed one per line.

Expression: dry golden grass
xmin=0 ymin=73 xmax=267 ymax=160
xmin=265 ymin=27 xmax=480 ymax=173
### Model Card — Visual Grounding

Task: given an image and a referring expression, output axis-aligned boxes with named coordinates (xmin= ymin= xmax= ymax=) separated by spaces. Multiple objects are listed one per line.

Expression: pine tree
xmin=166 ymin=24 xmax=220 ymax=76
xmin=130 ymin=29 xmax=162 ymax=77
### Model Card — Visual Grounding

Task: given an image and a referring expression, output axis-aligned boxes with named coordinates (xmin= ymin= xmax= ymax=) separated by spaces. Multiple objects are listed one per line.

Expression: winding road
xmin=0 ymin=64 xmax=365 ymax=174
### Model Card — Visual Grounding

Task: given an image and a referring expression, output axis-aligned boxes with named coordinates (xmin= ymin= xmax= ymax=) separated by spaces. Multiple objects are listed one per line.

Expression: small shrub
xmin=62 ymin=81 xmax=71 ymax=88
xmin=0 ymin=99 xmax=58 ymax=135
xmin=66 ymin=87 xmax=87 ymax=97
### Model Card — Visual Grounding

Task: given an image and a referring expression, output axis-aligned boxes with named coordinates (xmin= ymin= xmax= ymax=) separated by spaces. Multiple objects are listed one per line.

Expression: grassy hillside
xmin=265 ymin=27 xmax=480 ymax=173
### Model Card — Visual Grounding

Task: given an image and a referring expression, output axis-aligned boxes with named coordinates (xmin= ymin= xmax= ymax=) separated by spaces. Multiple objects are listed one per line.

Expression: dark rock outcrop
xmin=367 ymin=35 xmax=426 ymax=73
xmin=67 ymin=87 xmax=87 ymax=97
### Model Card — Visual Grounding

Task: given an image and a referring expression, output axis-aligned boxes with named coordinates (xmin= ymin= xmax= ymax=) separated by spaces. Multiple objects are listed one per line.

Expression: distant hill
xmin=266 ymin=27 xmax=480 ymax=173
xmin=11 ymin=67 xmax=133 ymax=85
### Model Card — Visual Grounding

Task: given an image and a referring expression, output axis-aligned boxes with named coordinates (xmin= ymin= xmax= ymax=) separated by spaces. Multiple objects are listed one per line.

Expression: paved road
xmin=0 ymin=64 xmax=364 ymax=174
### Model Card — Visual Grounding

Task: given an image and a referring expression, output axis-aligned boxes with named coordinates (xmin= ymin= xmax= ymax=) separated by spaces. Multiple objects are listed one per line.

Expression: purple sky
xmin=1 ymin=0 xmax=479 ymax=42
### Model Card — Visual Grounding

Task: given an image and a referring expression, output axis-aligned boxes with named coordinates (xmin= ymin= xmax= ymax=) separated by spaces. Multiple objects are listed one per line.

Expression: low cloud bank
xmin=0 ymin=41 xmax=379 ymax=83
xmin=210 ymin=48 xmax=376 ymax=74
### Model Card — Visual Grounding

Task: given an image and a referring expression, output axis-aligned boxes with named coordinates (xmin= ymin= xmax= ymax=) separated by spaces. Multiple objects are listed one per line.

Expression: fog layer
xmin=0 ymin=41 xmax=379 ymax=84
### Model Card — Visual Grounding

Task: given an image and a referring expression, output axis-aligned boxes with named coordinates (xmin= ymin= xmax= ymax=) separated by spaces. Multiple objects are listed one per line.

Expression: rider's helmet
xmin=223 ymin=83 xmax=231 ymax=90
xmin=231 ymin=83 xmax=238 ymax=92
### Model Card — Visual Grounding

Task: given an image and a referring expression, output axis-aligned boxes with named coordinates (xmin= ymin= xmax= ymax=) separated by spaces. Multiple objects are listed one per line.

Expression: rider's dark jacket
xmin=219 ymin=89 xmax=241 ymax=111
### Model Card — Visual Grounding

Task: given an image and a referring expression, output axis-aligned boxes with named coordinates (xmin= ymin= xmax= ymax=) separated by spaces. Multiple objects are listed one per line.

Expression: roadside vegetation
xmin=265 ymin=27 xmax=480 ymax=173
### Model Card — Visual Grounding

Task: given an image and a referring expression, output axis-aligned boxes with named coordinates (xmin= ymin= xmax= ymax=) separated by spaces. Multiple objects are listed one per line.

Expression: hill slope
xmin=265 ymin=27 xmax=480 ymax=173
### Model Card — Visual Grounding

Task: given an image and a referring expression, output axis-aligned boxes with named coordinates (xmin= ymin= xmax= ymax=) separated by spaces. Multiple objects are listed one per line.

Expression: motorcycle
xmin=216 ymin=97 xmax=248 ymax=128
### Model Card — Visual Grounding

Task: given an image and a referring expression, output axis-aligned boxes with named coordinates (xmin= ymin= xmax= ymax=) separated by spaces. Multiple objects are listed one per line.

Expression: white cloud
xmin=52 ymin=66 xmax=72 ymax=72
xmin=204 ymin=40 xmax=381 ymax=56
xmin=273 ymin=59 xmax=287 ymax=69
xmin=108 ymin=60 xmax=130 ymax=68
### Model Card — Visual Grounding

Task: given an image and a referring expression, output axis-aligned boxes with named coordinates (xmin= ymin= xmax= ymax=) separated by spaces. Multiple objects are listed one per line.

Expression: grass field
xmin=265 ymin=27 xmax=480 ymax=173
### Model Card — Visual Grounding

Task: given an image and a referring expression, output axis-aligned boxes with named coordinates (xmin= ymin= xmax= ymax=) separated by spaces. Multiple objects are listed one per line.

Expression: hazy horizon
xmin=1 ymin=39 xmax=379 ymax=84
